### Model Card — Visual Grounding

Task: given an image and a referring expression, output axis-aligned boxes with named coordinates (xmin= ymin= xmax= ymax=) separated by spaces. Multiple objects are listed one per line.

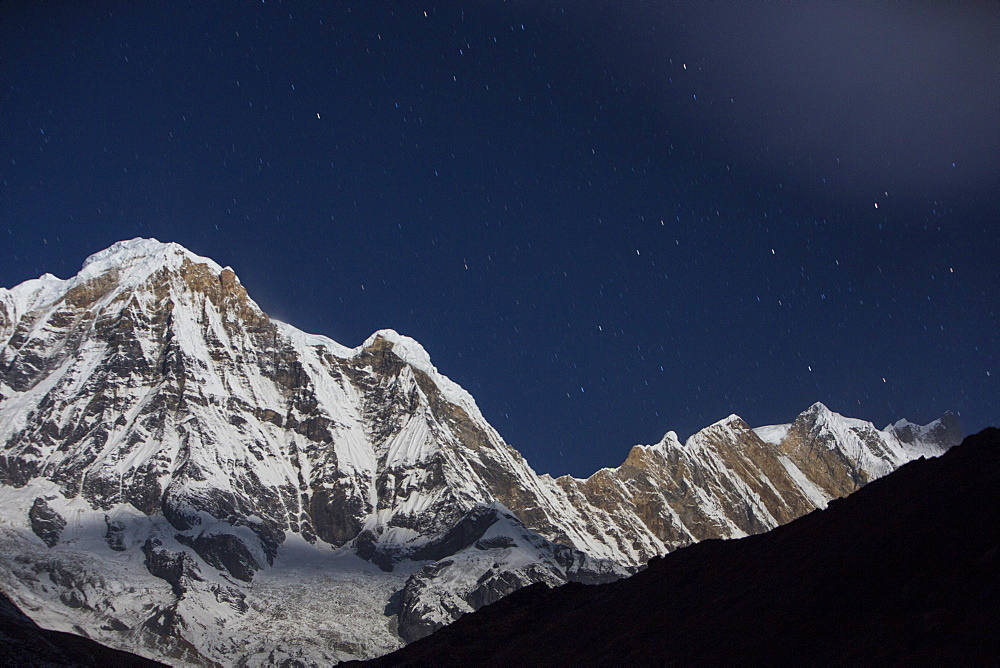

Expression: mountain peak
xmin=706 ymin=413 xmax=750 ymax=432
xmin=795 ymin=402 xmax=850 ymax=431
xmin=80 ymin=237 xmax=222 ymax=275
xmin=887 ymin=411 xmax=962 ymax=450
xmin=363 ymin=328 xmax=429 ymax=362
xmin=804 ymin=401 xmax=832 ymax=416
xmin=660 ymin=430 xmax=680 ymax=446
xmin=361 ymin=328 xmax=476 ymax=409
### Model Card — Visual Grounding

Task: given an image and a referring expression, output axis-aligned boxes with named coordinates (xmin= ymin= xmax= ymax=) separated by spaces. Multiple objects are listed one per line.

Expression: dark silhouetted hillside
xmin=0 ymin=589 xmax=165 ymax=667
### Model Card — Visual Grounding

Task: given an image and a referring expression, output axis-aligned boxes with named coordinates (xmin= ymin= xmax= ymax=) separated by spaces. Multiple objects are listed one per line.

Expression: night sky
xmin=2 ymin=2 xmax=997 ymax=478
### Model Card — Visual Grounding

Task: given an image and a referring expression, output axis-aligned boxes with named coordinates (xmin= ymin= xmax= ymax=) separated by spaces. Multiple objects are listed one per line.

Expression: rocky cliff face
xmin=0 ymin=239 xmax=960 ymax=664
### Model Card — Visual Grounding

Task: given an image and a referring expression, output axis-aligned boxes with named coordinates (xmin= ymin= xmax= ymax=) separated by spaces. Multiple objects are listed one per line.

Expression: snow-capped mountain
xmin=0 ymin=239 xmax=960 ymax=664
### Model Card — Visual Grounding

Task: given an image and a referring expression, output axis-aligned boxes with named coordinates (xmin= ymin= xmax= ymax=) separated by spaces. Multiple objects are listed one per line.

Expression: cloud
xmin=568 ymin=2 xmax=1000 ymax=200
xmin=673 ymin=2 xmax=1000 ymax=197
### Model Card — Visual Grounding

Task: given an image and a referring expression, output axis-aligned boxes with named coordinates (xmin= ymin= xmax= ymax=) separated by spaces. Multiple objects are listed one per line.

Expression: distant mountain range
xmin=368 ymin=427 xmax=1000 ymax=666
xmin=0 ymin=239 xmax=962 ymax=664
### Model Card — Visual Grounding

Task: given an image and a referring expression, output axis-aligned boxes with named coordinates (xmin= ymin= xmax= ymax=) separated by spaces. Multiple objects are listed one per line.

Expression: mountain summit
xmin=0 ymin=239 xmax=960 ymax=664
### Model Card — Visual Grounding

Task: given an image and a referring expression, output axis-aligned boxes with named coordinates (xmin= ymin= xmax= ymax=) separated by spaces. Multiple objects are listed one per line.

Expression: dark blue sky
xmin=2 ymin=2 xmax=997 ymax=477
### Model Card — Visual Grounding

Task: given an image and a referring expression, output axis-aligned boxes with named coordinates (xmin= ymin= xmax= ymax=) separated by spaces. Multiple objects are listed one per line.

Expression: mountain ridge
xmin=0 ymin=238 xmax=961 ymax=664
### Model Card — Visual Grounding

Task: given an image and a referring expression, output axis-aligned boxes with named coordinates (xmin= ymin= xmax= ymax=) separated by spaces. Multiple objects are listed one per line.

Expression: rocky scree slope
xmin=0 ymin=239 xmax=960 ymax=664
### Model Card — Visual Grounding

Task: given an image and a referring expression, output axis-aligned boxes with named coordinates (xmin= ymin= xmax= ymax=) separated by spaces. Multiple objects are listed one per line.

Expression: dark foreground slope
xmin=0 ymin=589 xmax=165 ymax=667
xmin=369 ymin=428 xmax=1000 ymax=666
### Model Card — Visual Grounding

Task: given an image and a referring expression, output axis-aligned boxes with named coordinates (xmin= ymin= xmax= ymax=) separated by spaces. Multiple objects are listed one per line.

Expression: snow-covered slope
xmin=0 ymin=239 xmax=961 ymax=664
